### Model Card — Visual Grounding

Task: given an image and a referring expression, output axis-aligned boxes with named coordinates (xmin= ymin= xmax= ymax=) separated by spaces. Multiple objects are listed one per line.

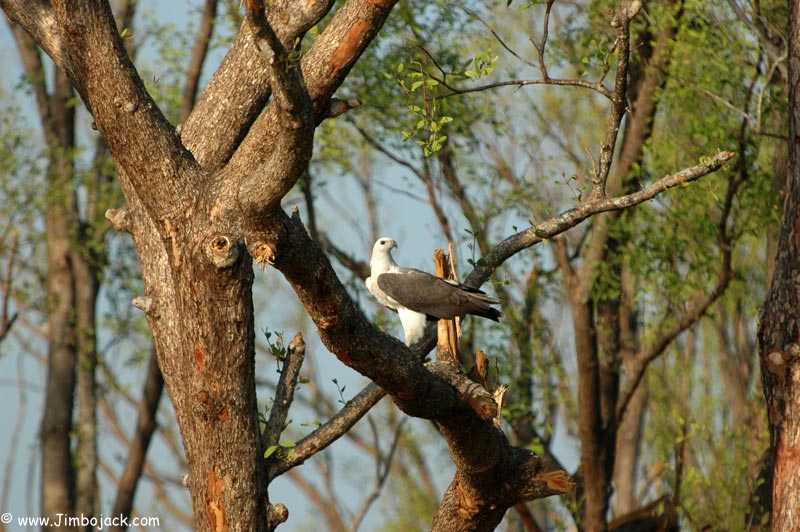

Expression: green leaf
xmin=264 ymin=445 xmax=278 ymax=459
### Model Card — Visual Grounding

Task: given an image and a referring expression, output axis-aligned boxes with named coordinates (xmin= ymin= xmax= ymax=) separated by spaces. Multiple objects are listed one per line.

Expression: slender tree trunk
xmin=110 ymin=350 xmax=164 ymax=532
xmin=74 ymin=249 xmax=100 ymax=528
xmin=612 ymin=384 xmax=646 ymax=515
xmin=567 ymin=4 xmax=682 ymax=529
xmin=40 ymin=67 xmax=79 ymax=532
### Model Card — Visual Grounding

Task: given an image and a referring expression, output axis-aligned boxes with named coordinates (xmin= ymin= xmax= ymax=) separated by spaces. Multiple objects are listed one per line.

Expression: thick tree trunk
xmin=119 ymin=195 xmax=269 ymax=532
xmin=757 ymin=2 xmax=800 ymax=530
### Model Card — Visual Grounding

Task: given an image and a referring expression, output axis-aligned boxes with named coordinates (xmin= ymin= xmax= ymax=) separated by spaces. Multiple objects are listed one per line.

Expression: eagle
xmin=366 ymin=237 xmax=502 ymax=345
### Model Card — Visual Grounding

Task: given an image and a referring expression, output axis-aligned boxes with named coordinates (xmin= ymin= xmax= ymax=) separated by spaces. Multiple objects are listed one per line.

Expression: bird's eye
xmin=380 ymin=240 xmax=386 ymax=245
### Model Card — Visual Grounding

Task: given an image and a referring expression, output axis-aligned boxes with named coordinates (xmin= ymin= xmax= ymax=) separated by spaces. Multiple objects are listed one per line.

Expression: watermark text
xmin=1 ymin=511 xmax=160 ymax=530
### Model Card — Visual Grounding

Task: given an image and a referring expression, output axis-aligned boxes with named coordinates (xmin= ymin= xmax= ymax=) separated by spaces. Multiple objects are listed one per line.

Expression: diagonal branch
xmin=262 ymin=333 xmax=306 ymax=450
xmin=464 ymin=151 xmax=735 ymax=288
xmin=179 ymin=0 xmax=219 ymax=125
xmin=0 ymin=0 xmax=63 ymax=70
xmin=267 ymin=382 xmax=387 ymax=481
xmin=615 ymin=256 xmax=733 ymax=422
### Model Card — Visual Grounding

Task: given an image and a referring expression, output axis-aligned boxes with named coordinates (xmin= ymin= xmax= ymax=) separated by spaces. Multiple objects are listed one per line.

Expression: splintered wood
xmin=434 ymin=248 xmax=460 ymax=364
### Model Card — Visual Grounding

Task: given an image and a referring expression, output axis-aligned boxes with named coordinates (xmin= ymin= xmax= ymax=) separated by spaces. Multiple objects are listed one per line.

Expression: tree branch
xmin=268 ymin=382 xmax=387 ymax=481
xmin=590 ymin=1 xmax=637 ymax=199
xmin=262 ymin=333 xmax=306 ymax=449
xmin=179 ymin=0 xmax=219 ymax=125
xmin=464 ymin=151 xmax=735 ymax=288
xmin=180 ymin=0 xmax=336 ymax=170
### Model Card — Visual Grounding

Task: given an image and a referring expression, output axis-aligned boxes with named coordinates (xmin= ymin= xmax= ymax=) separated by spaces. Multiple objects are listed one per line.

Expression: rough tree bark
xmin=0 ymin=1 xmax=734 ymax=530
xmin=757 ymin=1 xmax=800 ymax=530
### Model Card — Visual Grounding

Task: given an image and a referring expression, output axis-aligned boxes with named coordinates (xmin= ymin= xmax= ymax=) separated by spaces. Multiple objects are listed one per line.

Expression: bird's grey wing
xmin=377 ymin=269 xmax=501 ymax=321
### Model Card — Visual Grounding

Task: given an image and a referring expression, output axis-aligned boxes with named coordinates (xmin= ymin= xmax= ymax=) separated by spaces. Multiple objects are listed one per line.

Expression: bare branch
xmin=318 ymin=234 xmax=371 ymax=280
xmin=268 ymin=382 xmax=387 ymax=481
xmin=262 ymin=333 xmax=306 ymax=449
xmin=435 ymin=77 xmax=614 ymax=101
xmin=349 ymin=418 xmax=406 ymax=532
xmin=109 ymin=350 xmax=165 ymax=532
xmin=590 ymin=2 xmax=635 ymax=199
xmin=180 ymin=0 xmax=220 ymax=125
xmin=464 ymin=151 xmax=735 ymax=288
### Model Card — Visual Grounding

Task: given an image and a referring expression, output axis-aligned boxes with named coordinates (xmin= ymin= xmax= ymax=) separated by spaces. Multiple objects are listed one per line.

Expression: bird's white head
xmin=370 ymin=237 xmax=398 ymax=274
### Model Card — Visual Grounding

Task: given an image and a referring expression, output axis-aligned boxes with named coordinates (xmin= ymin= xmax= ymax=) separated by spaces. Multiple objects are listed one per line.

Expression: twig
xmin=268 ymin=382 xmax=387 ymax=481
xmin=0 ymin=229 xmax=19 ymax=344
xmin=446 ymin=0 xmax=540 ymax=71
xmin=434 ymin=77 xmax=613 ymax=102
xmin=262 ymin=333 xmax=306 ymax=449
xmin=590 ymin=1 xmax=636 ymax=199
xmin=349 ymin=418 xmax=406 ymax=532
